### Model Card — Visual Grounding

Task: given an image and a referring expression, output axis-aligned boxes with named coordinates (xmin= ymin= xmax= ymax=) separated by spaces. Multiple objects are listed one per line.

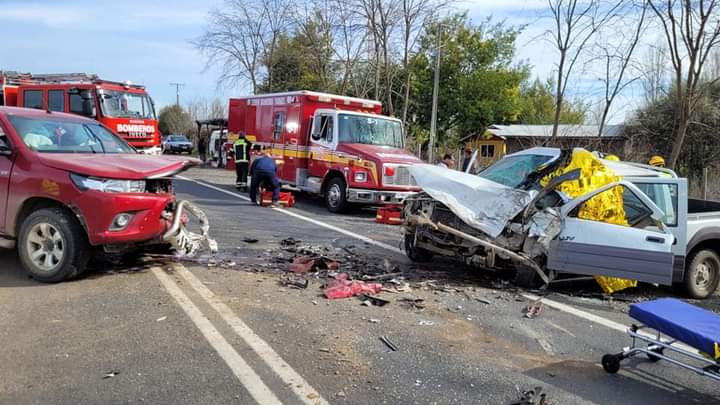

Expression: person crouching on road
xmin=233 ymin=133 xmax=252 ymax=189
xmin=249 ymin=147 xmax=281 ymax=207
xmin=436 ymin=153 xmax=455 ymax=169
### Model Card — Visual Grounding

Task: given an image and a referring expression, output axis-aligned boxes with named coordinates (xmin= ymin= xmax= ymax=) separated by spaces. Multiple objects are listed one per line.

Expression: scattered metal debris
xmin=524 ymin=299 xmax=544 ymax=319
xmin=379 ymin=336 xmax=399 ymax=351
xmin=418 ymin=320 xmax=435 ymax=326
xmin=399 ymin=297 xmax=426 ymax=310
xmin=279 ymin=275 xmax=309 ymax=289
xmin=242 ymin=238 xmax=259 ymax=244
xmin=102 ymin=371 xmax=120 ymax=379
xmin=507 ymin=386 xmax=549 ymax=405
xmin=358 ymin=294 xmax=390 ymax=307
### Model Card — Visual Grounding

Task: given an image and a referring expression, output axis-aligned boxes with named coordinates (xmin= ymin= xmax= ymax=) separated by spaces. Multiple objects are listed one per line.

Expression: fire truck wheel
xmin=325 ymin=177 xmax=348 ymax=213
xmin=18 ymin=208 xmax=90 ymax=283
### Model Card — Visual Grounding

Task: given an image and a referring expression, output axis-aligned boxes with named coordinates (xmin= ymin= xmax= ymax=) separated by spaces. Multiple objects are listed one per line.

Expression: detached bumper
xmin=347 ymin=188 xmax=416 ymax=204
xmin=163 ymin=200 xmax=218 ymax=256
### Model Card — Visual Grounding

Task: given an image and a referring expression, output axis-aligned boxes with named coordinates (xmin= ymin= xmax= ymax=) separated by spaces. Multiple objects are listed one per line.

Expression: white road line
xmin=151 ymin=267 xmax=283 ymax=405
xmin=177 ymin=176 xmax=404 ymax=255
xmin=180 ymin=175 xmax=695 ymax=352
xmin=522 ymin=292 xmax=697 ymax=353
xmin=174 ymin=264 xmax=329 ymax=405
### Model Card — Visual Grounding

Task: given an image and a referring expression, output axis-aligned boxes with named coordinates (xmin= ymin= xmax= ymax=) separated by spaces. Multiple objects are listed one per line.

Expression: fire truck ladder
xmin=2 ymin=72 xmax=100 ymax=86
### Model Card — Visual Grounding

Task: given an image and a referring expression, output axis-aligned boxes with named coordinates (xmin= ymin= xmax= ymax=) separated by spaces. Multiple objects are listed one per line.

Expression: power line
xmin=169 ymin=82 xmax=185 ymax=106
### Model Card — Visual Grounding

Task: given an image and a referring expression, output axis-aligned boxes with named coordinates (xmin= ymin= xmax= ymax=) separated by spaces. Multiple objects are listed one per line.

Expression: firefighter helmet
xmin=604 ymin=154 xmax=620 ymax=162
xmin=649 ymin=155 xmax=665 ymax=167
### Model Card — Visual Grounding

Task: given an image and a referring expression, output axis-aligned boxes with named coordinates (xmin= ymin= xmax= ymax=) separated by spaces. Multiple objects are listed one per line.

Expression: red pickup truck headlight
xmin=70 ymin=173 xmax=146 ymax=193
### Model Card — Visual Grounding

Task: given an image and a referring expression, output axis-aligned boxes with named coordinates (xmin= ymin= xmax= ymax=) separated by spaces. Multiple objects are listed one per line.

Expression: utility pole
xmin=169 ymin=82 xmax=185 ymax=106
xmin=428 ymin=25 xmax=442 ymax=164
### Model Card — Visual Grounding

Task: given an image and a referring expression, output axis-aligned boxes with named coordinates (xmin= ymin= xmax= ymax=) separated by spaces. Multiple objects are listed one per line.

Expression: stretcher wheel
xmin=602 ymin=354 xmax=621 ymax=374
xmin=646 ymin=346 xmax=663 ymax=362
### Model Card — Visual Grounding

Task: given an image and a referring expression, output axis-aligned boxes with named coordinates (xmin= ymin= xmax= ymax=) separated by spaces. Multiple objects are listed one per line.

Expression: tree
xmin=259 ymin=13 xmax=337 ymax=92
xmin=626 ymin=79 xmax=720 ymax=185
xmin=591 ymin=1 xmax=648 ymax=136
xmin=516 ymin=77 xmax=587 ymax=124
xmin=546 ymin=0 xmax=623 ymax=141
xmin=158 ymin=105 xmax=193 ymax=136
xmin=193 ymin=0 xmax=266 ymax=92
xmin=639 ymin=42 xmax=670 ymax=106
xmin=409 ymin=14 xmax=527 ymax=148
xmin=648 ymin=0 xmax=720 ymax=169
xmin=399 ymin=0 xmax=450 ymax=124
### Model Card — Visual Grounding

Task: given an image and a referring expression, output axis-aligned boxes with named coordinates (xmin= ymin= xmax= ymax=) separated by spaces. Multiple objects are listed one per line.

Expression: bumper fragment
xmin=347 ymin=188 xmax=415 ymax=204
xmin=163 ymin=200 xmax=218 ymax=256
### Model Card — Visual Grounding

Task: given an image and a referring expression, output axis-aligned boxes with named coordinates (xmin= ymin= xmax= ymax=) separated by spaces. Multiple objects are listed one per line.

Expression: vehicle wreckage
xmin=403 ymin=147 xmax=720 ymax=298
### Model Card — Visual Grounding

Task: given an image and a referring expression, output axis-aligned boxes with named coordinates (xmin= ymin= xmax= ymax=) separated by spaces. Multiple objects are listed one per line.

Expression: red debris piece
xmin=324 ymin=273 xmax=382 ymax=299
xmin=289 ymin=256 xmax=315 ymax=273
xmin=261 ymin=191 xmax=295 ymax=207
xmin=288 ymin=256 xmax=340 ymax=273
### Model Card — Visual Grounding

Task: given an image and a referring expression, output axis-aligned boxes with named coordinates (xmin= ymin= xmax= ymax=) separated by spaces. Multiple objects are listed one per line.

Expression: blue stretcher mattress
xmin=629 ymin=298 xmax=720 ymax=359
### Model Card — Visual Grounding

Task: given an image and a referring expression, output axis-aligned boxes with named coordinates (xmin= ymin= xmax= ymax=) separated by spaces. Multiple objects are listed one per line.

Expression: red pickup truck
xmin=0 ymin=106 xmax=215 ymax=282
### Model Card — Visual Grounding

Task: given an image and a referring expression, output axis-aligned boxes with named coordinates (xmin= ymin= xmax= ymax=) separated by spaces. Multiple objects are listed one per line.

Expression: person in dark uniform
xmin=198 ymin=134 xmax=207 ymax=164
xmin=461 ymin=148 xmax=473 ymax=172
xmin=249 ymin=147 xmax=280 ymax=207
xmin=233 ymin=133 xmax=252 ymax=189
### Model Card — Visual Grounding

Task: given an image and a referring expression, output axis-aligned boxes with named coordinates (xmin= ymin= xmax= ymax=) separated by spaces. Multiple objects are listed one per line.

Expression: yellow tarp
xmin=541 ymin=149 xmax=637 ymax=294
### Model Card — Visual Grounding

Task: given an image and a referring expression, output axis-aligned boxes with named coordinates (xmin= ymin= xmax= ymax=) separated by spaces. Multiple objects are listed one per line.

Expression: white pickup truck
xmin=403 ymin=147 xmax=720 ymax=299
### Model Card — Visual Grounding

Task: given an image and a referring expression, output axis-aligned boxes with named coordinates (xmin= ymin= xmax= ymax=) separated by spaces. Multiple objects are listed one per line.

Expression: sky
xmin=0 ymin=0 xmax=652 ymax=123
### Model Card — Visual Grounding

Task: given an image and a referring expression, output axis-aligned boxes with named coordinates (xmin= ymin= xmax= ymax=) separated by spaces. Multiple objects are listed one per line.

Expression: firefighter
xmin=436 ymin=153 xmax=455 ymax=169
xmin=604 ymin=154 xmax=620 ymax=162
xmin=249 ymin=147 xmax=280 ymax=207
xmin=198 ymin=134 xmax=207 ymax=164
xmin=233 ymin=133 xmax=252 ymax=189
xmin=461 ymin=148 xmax=473 ymax=172
xmin=649 ymin=155 xmax=665 ymax=167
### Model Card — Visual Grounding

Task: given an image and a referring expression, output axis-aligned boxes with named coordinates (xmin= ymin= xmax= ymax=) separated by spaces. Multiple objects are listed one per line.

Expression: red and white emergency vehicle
xmin=0 ymin=72 xmax=160 ymax=153
xmin=228 ymin=91 xmax=422 ymax=212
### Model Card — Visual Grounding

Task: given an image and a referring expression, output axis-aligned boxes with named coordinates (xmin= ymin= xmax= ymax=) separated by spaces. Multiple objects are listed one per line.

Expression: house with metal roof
xmin=460 ymin=124 xmax=627 ymax=169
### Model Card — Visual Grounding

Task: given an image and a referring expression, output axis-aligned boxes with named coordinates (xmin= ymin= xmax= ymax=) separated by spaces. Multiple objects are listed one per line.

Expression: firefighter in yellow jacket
xmin=233 ymin=133 xmax=252 ymax=190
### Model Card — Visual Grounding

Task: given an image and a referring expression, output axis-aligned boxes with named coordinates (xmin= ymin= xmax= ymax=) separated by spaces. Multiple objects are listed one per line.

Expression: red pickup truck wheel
xmin=18 ymin=208 xmax=90 ymax=283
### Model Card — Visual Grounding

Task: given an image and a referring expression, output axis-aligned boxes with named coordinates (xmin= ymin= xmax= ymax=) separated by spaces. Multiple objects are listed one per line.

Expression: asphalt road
xmin=1 ymin=167 xmax=719 ymax=404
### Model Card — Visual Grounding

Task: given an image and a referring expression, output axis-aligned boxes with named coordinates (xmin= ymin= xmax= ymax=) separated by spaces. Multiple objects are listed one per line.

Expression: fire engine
xmin=0 ymin=72 xmax=160 ymax=153
xmin=228 ymin=91 xmax=422 ymax=212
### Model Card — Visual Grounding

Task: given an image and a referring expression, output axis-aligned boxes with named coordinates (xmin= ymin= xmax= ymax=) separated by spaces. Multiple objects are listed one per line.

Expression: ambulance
xmin=228 ymin=91 xmax=421 ymax=212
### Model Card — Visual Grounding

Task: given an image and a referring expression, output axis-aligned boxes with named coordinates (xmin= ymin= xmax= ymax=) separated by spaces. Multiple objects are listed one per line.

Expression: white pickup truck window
xmin=570 ymin=186 xmax=655 ymax=229
xmin=636 ymin=183 xmax=678 ymax=226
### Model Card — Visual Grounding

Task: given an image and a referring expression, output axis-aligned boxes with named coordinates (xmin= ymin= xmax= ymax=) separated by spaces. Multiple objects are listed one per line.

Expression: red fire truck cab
xmin=228 ymin=91 xmax=421 ymax=212
xmin=0 ymin=72 xmax=160 ymax=153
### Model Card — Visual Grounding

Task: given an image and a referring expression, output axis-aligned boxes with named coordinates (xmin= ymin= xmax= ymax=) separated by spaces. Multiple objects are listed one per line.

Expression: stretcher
xmin=602 ymin=298 xmax=720 ymax=381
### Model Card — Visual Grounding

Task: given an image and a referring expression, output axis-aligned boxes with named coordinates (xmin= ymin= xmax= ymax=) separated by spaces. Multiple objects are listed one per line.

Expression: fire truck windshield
xmin=99 ymin=90 xmax=156 ymax=120
xmin=338 ymin=114 xmax=403 ymax=149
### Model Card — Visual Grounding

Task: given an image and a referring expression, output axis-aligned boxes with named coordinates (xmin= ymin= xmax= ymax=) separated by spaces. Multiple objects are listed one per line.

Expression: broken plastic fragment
xmin=324 ymin=273 xmax=382 ymax=299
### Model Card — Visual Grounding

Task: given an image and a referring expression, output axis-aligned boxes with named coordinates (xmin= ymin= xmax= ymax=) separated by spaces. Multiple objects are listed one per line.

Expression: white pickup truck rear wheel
xmin=17 ymin=208 xmax=90 ymax=283
xmin=683 ymin=249 xmax=720 ymax=299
